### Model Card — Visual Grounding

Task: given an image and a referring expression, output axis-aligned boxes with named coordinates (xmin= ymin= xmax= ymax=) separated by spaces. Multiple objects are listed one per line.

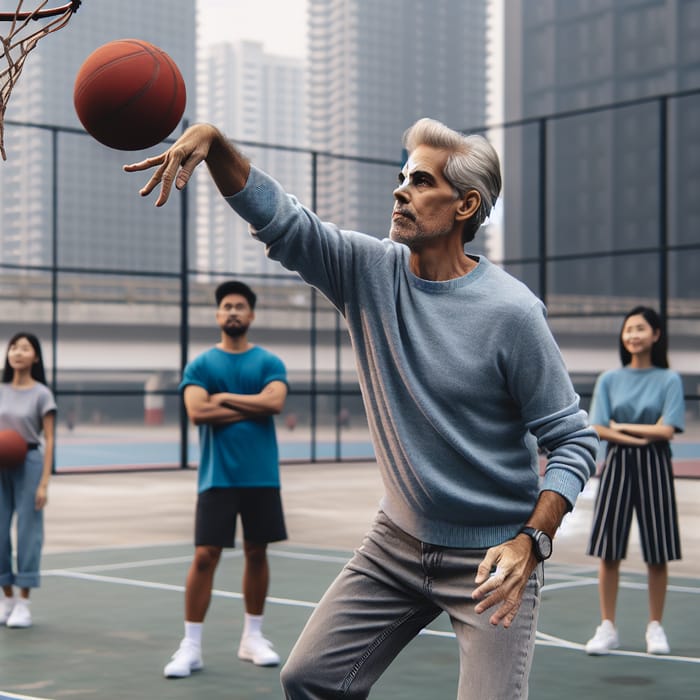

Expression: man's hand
xmin=123 ymin=123 xmax=249 ymax=206
xmin=471 ymin=534 xmax=537 ymax=628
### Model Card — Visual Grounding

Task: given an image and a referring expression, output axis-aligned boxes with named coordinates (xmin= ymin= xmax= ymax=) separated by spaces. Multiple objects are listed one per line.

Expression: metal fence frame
xmin=3 ymin=86 xmax=699 ymax=471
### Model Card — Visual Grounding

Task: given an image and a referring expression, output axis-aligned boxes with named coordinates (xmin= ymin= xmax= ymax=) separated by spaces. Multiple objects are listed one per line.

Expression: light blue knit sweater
xmin=226 ymin=166 xmax=598 ymax=548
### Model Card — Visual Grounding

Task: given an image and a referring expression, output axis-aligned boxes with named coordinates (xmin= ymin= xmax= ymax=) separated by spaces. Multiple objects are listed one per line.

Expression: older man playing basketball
xmin=126 ymin=119 xmax=598 ymax=699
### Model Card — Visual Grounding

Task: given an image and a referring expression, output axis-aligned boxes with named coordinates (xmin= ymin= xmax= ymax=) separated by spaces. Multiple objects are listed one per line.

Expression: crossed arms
xmin=183 ymin=381 xmax=288 ymax=426
xmin=595 ymin=418 xmax=675 ymax=446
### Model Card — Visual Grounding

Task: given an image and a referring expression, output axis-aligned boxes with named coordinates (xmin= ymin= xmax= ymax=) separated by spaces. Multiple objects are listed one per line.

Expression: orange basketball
xmin=0 ymin=429 xmax=28 ymax=470
xmin=73 ymin=38 xmax=186 ymax=151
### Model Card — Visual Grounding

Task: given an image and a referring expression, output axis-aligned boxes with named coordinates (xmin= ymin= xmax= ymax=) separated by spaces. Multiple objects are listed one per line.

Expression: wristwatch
xmin=519 ymin=526 xmax=553 ymax=562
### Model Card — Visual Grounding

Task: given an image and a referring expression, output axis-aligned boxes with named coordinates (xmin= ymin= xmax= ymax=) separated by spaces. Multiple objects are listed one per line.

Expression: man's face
xmin=216 ymin=293 xmax=254 ymax=338
xmin=389 ymin=144 xmax=464 ymax=249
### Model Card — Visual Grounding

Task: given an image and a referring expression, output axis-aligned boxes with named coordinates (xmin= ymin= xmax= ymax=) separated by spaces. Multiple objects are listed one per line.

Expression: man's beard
xmin=222 ymin=322 xmax=249 ymax=338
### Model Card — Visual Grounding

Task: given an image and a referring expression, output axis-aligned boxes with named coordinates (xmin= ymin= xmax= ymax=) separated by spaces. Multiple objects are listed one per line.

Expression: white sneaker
xmin=163 ymin=639 xmax=203 ymax=678
xmin=585 ymin=620 xmax=619 ymax=655
xmin=646 ymin=621 xmax=670 ymax=654
xmin=238 ymin=635 xmax=280 ymax=666
xmin=6 ymin=599 xmax=32 ymax=628
xmin=0 ymin=597 xmax=15 ymax=625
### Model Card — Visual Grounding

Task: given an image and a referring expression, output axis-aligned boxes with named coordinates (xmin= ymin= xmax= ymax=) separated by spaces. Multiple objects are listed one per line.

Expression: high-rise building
xmin=503 ymin=0 xmax=700 ymax=304
xmin=307 ymin=0 xmax=490 ymax=250
xmin=0 ymin=0 xmax=196 ymax=273
xmin=196 ymin=40 xmax=307 ymax=275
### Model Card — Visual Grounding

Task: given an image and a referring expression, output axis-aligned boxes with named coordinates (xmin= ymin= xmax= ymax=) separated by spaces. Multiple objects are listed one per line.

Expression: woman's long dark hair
xmin=2 ymin=332 xmax=49 ymax=385
xmin=619 ymin=306 xmax=669 ymax=368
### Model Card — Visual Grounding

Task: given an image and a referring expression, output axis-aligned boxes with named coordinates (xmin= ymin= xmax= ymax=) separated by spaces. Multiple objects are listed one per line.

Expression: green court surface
xmin=1 ymin=542 xmax=698 ymax=700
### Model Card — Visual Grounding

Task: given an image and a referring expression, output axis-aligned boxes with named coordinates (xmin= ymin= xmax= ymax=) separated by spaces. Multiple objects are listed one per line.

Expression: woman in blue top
xmin=585 ymin=307 xmax=684 ymax=657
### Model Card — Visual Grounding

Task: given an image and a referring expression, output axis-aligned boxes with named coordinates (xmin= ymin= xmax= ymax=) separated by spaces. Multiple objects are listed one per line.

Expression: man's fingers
xmin=474 ymin=549 xmax=499 ymax=585
xmin=124 ymin=126 xmax=218 ymax=206
xmin=153 ymin=150 xmax=206 ymax=206
xmin=122 ymin=150 xmax=179 ymax=204
xmin=472 ymin=564 xmax=507 ymax=604
xmin=487 ymin=595 xmax=522 ymax=628
xmin=472 ymin=572 xmax=503 ymax=609
xmin=139 ymin=170 xmax=165 ymax=198
xmin=174 ymin=152 xmax=205 ymax=190
xmin=123 ymin=152 xmax=167 ymax=173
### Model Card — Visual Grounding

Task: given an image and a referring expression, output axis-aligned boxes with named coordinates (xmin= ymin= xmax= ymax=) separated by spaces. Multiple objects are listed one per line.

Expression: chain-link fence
xmin=1 ymin=88 xmax=699 ymax=471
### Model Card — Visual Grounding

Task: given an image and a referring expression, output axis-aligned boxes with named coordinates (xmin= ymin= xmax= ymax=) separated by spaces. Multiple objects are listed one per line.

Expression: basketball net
xmin=0 ymin=1 xmax=81 ymax=160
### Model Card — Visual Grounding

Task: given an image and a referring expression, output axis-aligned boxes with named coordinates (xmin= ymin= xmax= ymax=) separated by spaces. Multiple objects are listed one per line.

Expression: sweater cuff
xmin=224 ymin=166 xmax=280 ymax=232
xmin=540 ymin=466 xmax=586 ymax=510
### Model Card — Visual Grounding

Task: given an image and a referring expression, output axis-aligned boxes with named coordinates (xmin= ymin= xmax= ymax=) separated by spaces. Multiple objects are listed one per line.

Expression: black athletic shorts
xmin=194 ymin=487 xmax=287 ymax=548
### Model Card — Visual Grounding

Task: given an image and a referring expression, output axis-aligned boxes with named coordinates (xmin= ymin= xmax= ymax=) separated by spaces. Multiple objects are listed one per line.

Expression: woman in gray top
xmin=0 ymin=332 xmax=57 ymax=628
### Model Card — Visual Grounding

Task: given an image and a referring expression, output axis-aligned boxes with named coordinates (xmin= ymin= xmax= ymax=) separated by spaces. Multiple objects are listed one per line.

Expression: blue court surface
xmin=1 ymin=541 xmax=698 ymax=700
xmin=53 ymin=427 xmax=700 ymax=475
xmin=54 ymin=429 xmax=376 ymax=470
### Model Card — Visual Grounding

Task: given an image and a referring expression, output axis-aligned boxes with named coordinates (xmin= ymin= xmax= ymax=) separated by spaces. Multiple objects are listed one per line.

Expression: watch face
xmin=537 ymin=533 xmax=553 ymax=559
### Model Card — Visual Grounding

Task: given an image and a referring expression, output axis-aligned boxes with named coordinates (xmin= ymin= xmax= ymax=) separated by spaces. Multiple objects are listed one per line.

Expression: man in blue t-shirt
xmin=163 ymin=281 xmax=288 ymax=679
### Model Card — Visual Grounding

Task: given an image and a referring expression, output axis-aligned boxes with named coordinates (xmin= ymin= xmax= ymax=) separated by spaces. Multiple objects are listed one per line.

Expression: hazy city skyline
xmin=198 ymin=0 xmax=307 ymax=55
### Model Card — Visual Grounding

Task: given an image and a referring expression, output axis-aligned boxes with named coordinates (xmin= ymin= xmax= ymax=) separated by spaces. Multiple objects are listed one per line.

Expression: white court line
xmin=44 ymin=570 xmax=318 ymax=610
xmin=44 ymin=539 xmax=191 ymax=556
xmin=542 ymin=577 xmax=700 ymax=594
xmin=43 ymin=550 xmax=242 ymax=575
xmin=44 ymin=548 xmax=700 ymax=595
xmin=44 ymin=554 xmax=201 ymax=574
xmin=0 ymin=694 xmax=53 ymax=700
xmin=536 ymin=631 xmax=700 ymax=663
xmin=42 ymin=548 xmax=700 ymax=666
xmin=408 ymin=628 xmax=700 ymax=664
xmin=269 ymin=550 xmax=351 ymax=565
xmin=42 ymin=547 xmax=348 ymax=577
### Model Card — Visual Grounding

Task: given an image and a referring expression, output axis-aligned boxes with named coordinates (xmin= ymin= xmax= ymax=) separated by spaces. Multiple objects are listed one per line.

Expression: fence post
xmin=179 ymin=120 xmax=190 ymax=469
xmin=310 ymin=151 xmax=318 ymax=461
xmin=658 ymin=96 xmax=669 ymax=323
xmin=538 ymin=117 xmax=548 ymax=304
xmin=50 ymin=127 xmax=59 ymax=474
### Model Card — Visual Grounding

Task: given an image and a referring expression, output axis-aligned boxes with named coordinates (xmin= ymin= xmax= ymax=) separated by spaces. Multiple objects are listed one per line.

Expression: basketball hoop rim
xmin=0 ymin=0 xmax=81 ymax=160
xmin=0 ymin=1 xmax=81 ymax=22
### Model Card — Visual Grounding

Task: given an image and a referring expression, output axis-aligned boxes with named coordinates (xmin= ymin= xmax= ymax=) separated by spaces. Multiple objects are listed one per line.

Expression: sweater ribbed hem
xmin=380 ymin=498 xmax=525 ymax=549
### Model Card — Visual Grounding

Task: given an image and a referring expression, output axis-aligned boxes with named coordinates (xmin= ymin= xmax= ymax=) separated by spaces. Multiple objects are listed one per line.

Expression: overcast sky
xmin=198 ymin=0 xmax=307 ymax=56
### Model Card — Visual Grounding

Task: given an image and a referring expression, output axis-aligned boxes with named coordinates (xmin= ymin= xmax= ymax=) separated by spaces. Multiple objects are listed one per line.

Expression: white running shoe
xmin=646 ymin=621 xmax=670 ymax=655
xmin=238 ymin=635 xmax=280 ymax=666
xmin=585 ymin=620 xmax=619 ymax=655
xmin=6 ymin=599 xmax=32 ymax=628
xmin=163 ymin=639 xmax=203 ymax=678
xmin=0 ymin=597 xmax=15 ymax=625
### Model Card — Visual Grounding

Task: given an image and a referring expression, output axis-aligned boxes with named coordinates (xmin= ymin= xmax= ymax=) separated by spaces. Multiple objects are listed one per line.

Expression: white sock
xmin=16 ymin=598 xmax=30 ymax=608
xmin=243 ymin=613 xmax=263 ymax=638
xmin=184 ymin=621 xmax=203 ymax=647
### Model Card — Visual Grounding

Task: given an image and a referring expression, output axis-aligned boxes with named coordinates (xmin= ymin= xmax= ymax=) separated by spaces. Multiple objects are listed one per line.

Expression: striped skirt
xmin=586 ymin=441 xmax=681 ymax=564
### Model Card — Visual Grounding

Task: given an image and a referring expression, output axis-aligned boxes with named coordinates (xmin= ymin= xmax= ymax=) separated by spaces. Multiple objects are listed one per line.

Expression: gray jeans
xmin=281 ymin=511 xmax=541 ymax=700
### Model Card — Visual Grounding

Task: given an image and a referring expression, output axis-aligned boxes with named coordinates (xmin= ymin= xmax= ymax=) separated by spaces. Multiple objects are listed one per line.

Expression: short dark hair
xmin=215 ymin=280 xmax=256 ymax=309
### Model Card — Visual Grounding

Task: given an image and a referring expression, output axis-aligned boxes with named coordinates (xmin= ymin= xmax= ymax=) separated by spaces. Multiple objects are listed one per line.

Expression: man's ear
xmin=456 ymin=190 xmax=481 ymax=221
